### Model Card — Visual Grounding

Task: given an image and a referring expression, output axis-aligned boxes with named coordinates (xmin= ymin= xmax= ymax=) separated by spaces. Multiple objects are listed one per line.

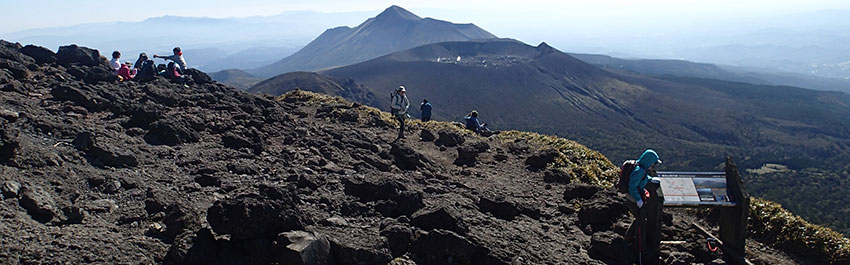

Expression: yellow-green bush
xmin=277 ymin=90 xmax=397 ymax=127
xmin=749 ymin=197 xmax=850 ymax=264
xmin=496 ymin=130 xmax=619 ymax=185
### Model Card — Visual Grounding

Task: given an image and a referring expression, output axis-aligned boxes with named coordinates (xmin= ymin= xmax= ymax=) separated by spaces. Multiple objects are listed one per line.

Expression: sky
xmin=2 ymin=0 xmax=850 ymax=35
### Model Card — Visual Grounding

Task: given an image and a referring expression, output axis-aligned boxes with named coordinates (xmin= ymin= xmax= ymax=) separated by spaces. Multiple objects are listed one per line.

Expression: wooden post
xmin=720 ymin=156 xmax=749 ymax=264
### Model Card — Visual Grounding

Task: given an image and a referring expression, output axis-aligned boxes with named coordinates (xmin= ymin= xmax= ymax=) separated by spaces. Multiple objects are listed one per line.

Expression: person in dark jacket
xmin=420 ymin=99 xmax=432 ymax=122
xmin=133 ymin=53 xmax=149 ymax=70
xmin=464 ymin=110 xmax=486 ymax=133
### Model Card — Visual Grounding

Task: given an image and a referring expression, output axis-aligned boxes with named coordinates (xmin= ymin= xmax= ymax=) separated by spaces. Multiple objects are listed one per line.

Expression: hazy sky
xmin=2 ymin=0 xmax=849 ymax=35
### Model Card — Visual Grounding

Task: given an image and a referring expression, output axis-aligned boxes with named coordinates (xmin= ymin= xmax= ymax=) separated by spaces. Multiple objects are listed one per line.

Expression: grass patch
xmin=496 ymin=130 xmax=619 ymax=186
xmin=749 ymin=197 xmax=850 ymax=264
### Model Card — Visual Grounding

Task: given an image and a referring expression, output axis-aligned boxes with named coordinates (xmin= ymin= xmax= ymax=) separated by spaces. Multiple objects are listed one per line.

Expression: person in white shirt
xmin=109 ymin=51 xmax=121 ymax=74
xmin=391 ymin=86 xmax=410 ymax=139
xmin=154 ymin=47 xmax=187 ymax=71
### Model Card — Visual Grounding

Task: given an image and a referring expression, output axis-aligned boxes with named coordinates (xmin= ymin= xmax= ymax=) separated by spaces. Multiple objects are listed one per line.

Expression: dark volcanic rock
xmin=543 ymin=168 xmax=572 ymax=183
xmin=564 ymin=183 xmax=600 ymax=200
xmin=275 ymin=231 xmax=334 ymax=265
xmin=578 ymin=190 xmax=629 ymax=227
xmin=411 ymin=229 xmax=508 ymax=265
xmin=588 ymin=231 xmax=632 ymax=265
xmin=390 ymin=142 xmax=428 ymax=170
xmin=380 ymin=223 xmax=414 ymax=258
xmin=435 ymin=130 xmax=464 ymax=147
xmin=51 ymin=84 xmax=107 ymax=112
xmin=420 ymin=129 xmax=435 ymax=142
xmin=207 ymin=184 xmax=307 ymax=240
xmin=19 ymin=186 xmax=59 ymax=223
xmin=20 ymin=45 xmax=56 ymax=65
xmin=145 ymin=117 xmax=202 ymax=146
xmin=56 ymin=44 xmax=102 ymax=67
xmin=1 ymin=180 xmax=21 ymax=198
xmin=477 ymin=196 xmax=520 ymax=221
xmin=0 ymin=58 xmax=30 ymax=79
xmin=410 ymin=206 xmax=467 ymax=234
xmin=525 ymin=148 xmax=559 ymax=169
xmin=184 ymin=68 xmax=213 ymax=84
xmin=328 ymin=237 xmax=392 ymax=265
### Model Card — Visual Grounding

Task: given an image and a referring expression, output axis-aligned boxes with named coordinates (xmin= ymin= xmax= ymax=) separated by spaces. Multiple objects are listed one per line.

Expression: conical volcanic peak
xmin=375 ymin=5 xmax=422 ymax=21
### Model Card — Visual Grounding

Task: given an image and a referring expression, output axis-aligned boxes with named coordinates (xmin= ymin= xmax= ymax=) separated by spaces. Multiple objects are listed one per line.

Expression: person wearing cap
xmin=629 ymin=149 xmax=662 ymax=208
xmin=154 ymin=47 xmax=188 ymax=71
xmin=391 ymin=86 xmax=410 ymax=139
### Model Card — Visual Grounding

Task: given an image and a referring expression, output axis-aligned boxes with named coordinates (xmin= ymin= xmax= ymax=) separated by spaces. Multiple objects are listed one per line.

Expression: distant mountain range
xmin=571 ymin=53 xmax=850 ymax=94
xmin=249 ymin=5 xmax=496 ymax=77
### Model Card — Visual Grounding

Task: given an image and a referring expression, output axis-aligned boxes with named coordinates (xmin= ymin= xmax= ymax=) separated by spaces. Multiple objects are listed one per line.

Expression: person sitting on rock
xmin=154 ymin=47 xmax=187 ymax=72
xmin=109 ymin=51 xmax=121 ymax=73
xmin=133 ymin=53 xmax=148 ymax=70
xmin=117 ymin=62 xmax=137 ymax=81
xmin=464 ymin=110 xmax=500 ymax=136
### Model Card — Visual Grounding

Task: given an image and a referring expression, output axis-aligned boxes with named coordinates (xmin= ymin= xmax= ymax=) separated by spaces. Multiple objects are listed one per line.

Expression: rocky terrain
xmin=0 ymin=40 xmax=842 ymax=264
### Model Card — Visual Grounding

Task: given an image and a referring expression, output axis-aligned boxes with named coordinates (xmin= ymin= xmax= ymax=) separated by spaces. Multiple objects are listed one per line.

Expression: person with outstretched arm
xmin=154 ymin=47 xmax=187 ymax=71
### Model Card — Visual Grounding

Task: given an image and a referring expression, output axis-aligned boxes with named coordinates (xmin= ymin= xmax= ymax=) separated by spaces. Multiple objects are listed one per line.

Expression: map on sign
xmin=656 ymin=172 xmax=734 ymax=206
xmin=659 ymin=178 xmax=700 ymax=202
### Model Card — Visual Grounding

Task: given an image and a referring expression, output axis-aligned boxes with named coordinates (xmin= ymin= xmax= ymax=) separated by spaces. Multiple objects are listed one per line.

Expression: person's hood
xmin=637 ymin=149 xmax=660 ymax=168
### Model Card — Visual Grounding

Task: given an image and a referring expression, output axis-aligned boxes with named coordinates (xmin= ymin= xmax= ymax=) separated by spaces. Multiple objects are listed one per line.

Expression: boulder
xmin=275 ymin=231 xmax=334 ymax=265
xmin=0 ymin=58 xmax=30 ymax=79
xmin=455 ymin=140 xmax=489 ymax=166
xmin=1 ymin=180 xmax=21 ymax=198
xmin=380 ymin=224 xmax=414 ymax=258
xmin=390 ymin=142 xmax=428 ymax=170
xmin=588 ymin=231 xmax=632 ymax=265
xmin=20 ymin=45 xmax=56 ymax=65
xmin=207 ymin=184 xmax=306 ymax=240
xmin=144 ymin=117 xmax=203 ymax=146
xmin=419 ymin=129 xmax=435 ymax=142
xmin=0 ymin=40 xmax=35 ymax=65
xmin=410 ymin=229 xmax=506 ymax=265
xmin=328 ymin=237 xmax=392 ymax=265
xmin=51 ymin=84 xmax=107 ymax=112
xmin=56 ymin=44 xmax=102 ymax=66
xmin=477 ymin=196 xmax=520 ymax=221
xmin=525 ymin=148 xmax=559 ymax=170
xmin=0 ymin=127 xmax=19 ymax=162
xmin=563 ymin=183 xmax=600 ymax=200
xmin=19 ymin=186 xmax=59 ymax=223
xmin=543 ymin=168 xmax=572 ymax=184
xmin=577 ymin=191 xmax=629 ymax=226
xmin=435 ymin=130 xmax=464 ymax=147
xmin=410 ymin=206 xmax=467 ymax=235
xmin=183 ymin=68 xmax=212 ymax=84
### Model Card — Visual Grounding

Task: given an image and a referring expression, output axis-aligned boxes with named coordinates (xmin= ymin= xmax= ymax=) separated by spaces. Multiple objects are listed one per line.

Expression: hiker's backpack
xmin=616 ymin=160 xmax=641 ymax=194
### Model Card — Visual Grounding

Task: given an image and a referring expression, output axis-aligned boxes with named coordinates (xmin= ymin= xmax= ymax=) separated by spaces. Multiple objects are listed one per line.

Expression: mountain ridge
xmin=250 ymin=5 xmax=497 ymax=77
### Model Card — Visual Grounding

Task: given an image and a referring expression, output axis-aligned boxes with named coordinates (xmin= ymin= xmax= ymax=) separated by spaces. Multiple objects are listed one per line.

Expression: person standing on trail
xmin=420 ymin=99 xmax=432 ymax=122
xmin=629 ymin=149 xmax=661 ymax=209
xmin=391 ymin=86 xmax=410 ymax=139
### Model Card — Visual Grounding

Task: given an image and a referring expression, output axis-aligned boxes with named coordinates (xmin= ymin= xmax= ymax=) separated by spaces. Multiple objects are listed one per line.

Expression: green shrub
xmin=749 ymin=198 xmax=850 ymax=264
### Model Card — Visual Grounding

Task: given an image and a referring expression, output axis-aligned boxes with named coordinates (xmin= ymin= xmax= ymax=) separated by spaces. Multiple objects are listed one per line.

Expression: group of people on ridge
xmin=108 ymin=47 xmax=188 ymax=85
xmin=389 ymin=85 xmax=495 ymax=139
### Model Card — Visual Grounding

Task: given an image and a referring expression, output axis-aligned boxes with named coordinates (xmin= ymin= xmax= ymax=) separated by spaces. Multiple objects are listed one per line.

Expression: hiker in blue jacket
xmin=420 ymin=99 xmax=432 ymax=122
xmin=464 ymin=110 xmax=484 ymax=132
xmin=629 ymin=149 xmax=662 ymax=208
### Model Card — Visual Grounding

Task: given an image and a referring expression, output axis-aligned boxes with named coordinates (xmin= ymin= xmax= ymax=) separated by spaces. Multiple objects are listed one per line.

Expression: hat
xmin=397 ymin=86 xmax=406 ymax=92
